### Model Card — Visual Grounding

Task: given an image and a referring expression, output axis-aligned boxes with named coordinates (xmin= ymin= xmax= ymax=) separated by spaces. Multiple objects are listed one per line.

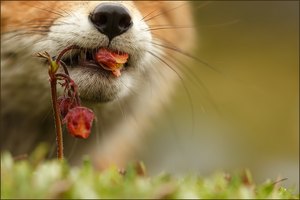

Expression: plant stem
xmin=56 ymin=45 xmax=79 ymax=65
xmin=50 ymin=77 xmax=64 ymax=160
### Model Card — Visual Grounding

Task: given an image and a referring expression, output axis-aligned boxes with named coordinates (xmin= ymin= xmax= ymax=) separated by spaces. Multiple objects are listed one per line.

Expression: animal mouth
xmin=62 ymin=47 xmax=130 ymax=77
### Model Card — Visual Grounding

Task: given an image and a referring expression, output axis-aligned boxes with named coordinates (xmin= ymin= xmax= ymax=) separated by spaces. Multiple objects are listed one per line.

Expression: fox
xmin=1 ymin=1 xmax=195 ymax=168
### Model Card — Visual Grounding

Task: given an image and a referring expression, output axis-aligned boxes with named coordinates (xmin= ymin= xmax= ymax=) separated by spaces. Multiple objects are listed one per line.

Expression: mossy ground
xmin=1 ymin=147 xmax=298 ymax=199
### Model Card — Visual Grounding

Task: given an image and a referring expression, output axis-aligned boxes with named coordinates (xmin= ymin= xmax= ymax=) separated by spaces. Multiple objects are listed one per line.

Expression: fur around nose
xmin=89 ymin=3 xmax=133 ymax=41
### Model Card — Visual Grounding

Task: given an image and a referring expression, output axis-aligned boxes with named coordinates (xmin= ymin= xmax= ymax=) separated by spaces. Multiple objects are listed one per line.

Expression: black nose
xmin=89 ymin=4 xmax=132 ymax=41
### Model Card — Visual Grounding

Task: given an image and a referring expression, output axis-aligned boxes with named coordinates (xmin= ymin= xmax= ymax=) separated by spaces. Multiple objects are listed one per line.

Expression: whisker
xmin=2 ymin=37 xmax=60 ymax=56
xmin=1 ymin=31 xmax=48 ymax=42
xmin=147 ymin=24 xmax=195 ymax=28
xmin=23 ymin=3 xmax=66 ymax=18
xmin=162 ymin=51 xmax=221 ymax=115
xmin=140 ymin=7 xmax=161 ymax=22
xmin=194 ymin=1 xmax=213 ymax=9
xmin=67 ymin=139 xmax=78 ymax=160
xmin=150 ymin=36 xmax=249 ymax=92
xmin=146 ymin=50 xmax=196 ymax=135
xmin=3 ymin=29 xmax=49 ymax=35
xmin=143 ymin=2 xmax=188 ymax=23
xmin=3 ymin=27 xmax=52 ymax=34
xmin=36 ymin=1 xmax=72 ymax=17
xmin=198 ymin=19 xmax=241 ymax=28
xmin=5 ymin=18 xmax=57 ymax=27
xmin=143 ymin=38 xmax=220 ymax=73
xmin=143 ymin=25 xmax=195 ymax=32
xmin=47 ymin=137 xmax=57 ymax=159
xmin=93 ymin=114 xmax=102 ymax=147
xmin=116 ymin=96 xmax=127 ymax=122
xmin=119 ymin=79 xmax=139 ymax=96
xmin=151 ymin=36 xmax=223 ymax=115
xmin=17 ymin=21 xmax=76 ymax=27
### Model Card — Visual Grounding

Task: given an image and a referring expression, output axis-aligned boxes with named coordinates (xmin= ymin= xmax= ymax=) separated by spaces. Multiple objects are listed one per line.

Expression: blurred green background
xmin=137 ymin=1 xmax=299 ymax=191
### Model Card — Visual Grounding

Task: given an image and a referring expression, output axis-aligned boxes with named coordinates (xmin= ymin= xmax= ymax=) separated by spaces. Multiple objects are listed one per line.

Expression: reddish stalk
xmin=48 ymin=45 xmax=79 ymax=160
xmin=37 ymin=45 xmax=94 ymax=160
xmin=50 ymin=75 xmax=64 ymax=160
xmin=56 ymin=45 xmax=79 ymax=64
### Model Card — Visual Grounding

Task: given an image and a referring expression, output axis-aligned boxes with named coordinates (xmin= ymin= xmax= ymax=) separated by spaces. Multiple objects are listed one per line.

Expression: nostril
xmin=97 ymin=14 xmax=108 ymax=27
xmin=90 ymin=3 xmax=133 ymax=41
xmin=119 ymin=14 xmax=132 ymax=30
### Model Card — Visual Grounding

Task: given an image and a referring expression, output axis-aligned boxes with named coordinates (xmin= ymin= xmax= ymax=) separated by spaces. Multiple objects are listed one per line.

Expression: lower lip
xmin=78 ymin=60 xmax=128 ymax=76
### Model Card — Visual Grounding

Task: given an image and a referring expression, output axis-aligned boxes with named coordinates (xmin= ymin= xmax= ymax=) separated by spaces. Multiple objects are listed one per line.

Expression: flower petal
xmin=95 ymin=48 xmax=129 ymax=77
xmin=64 ymin=107 xmax=95 ymax=139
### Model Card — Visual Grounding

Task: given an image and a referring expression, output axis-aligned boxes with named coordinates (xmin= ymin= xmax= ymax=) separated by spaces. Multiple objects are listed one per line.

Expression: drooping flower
xmin=63 ymin=107 xmax=95 ymax=139
xmin=57 ymin=96 xmax=77 ymax=118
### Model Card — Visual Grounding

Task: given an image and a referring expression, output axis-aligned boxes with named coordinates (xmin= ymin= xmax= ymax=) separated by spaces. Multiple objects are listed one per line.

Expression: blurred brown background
xmin=137 ymin=1 xmax=299 ymax=191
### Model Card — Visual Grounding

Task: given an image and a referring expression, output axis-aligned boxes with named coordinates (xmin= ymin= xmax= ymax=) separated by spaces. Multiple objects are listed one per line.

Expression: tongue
xmin=95 ymin=48 xmax=129 ymax=77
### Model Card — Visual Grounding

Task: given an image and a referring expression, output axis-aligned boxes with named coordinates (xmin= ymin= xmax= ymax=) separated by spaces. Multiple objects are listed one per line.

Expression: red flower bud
xmin=63 ymin=107 xmax=95 ymax=139
xmin=57 ymin=96 xmax=76 ymax=118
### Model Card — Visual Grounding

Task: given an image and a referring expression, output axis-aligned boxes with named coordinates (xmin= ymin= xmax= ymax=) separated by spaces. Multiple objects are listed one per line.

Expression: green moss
xmin=1 ymin=152 xmax=298 ymax=199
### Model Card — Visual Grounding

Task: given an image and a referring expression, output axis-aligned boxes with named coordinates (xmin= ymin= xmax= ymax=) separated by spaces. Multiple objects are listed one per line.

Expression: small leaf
xmin=50 ymin=60 xmax=59 ymax=74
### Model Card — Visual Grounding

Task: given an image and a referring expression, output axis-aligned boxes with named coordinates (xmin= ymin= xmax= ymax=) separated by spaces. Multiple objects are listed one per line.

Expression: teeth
xmin=79 ymin=50 xmax=86 ymax=61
